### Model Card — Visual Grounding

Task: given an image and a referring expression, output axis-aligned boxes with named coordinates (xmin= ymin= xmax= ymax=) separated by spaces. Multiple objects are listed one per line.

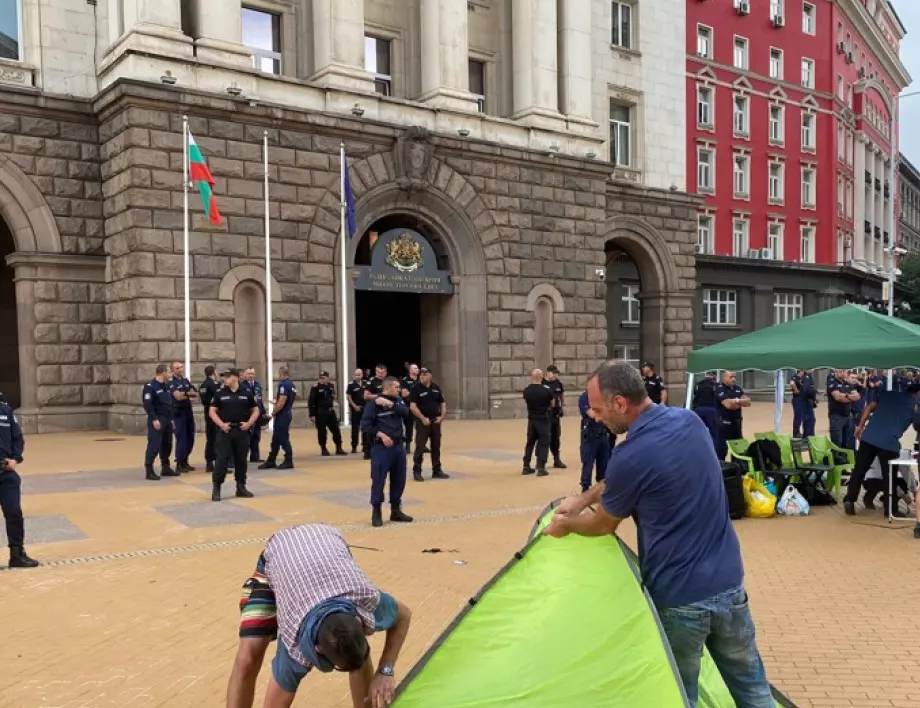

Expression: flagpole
xmin=263 ymin=131 xmax=274 ymax=432
xmin=339 ymin=143 xmax=350 ymax=429
xmin=182 ymin=115 xmax=191 ymax=379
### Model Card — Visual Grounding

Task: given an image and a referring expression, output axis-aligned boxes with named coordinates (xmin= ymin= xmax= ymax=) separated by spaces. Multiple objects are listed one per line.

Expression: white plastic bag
xmin=776 ymin=485 xmax=810 ymax=516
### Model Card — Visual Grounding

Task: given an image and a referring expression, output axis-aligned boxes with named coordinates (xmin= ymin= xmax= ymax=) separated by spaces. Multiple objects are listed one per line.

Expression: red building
xmin=686 ymin=0 xmax=910 ymax=272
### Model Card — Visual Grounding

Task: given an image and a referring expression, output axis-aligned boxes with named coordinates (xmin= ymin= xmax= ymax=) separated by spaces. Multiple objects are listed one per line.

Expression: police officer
xmin=641 ymin=362 xmax=668 ymax=405
xmin=169 ymin=361 xmax=197 ymax=474
xmin=260 ymin=365 xmax=296 ymax=469
xmin=363 ymin=364 xmax=388 ymax=460
xmin=409 ymin=367 xmax=448 ymax=482
xmin=828 ymin=369 xmax=860 ymax=450
xmin=715 ymin=371 xmax=751 ymax=460
xmin=400 ymin=364 xmax=420 ymax=452
xmin=143 ymin=364 xmax=178 ymax=480
xmin=346 ymin=368 xmax=368 ymax=454
xmin=199 ymin=365 xmax=220 ymax=473
xmin=242 ymin=367 xmax=265 ymax=462
xmin=522 ymin=369 xmax=553 ymax=477
xmin=691 ymin=371 xmax=720 ymax=452
xmin=578 ymin=389 xmax=616 ymax=493
xmin=308 ymin=371 xmax=347 ymax=456
xmin=208 ymin=369 xmax=259 ymax=502
xmin=0 ymin=393 xmax=39 ymax=568
xmin=790 ymin=369 xmax=817 ymax=439
xmin=360 ymin=376 xmax=414 ymax=528
xmin=544 ymin=365 xmax=567 ymax=469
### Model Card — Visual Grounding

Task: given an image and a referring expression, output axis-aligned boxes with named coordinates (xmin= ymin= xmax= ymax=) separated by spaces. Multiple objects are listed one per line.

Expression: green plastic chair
xmin=807 ymin=436 xmax=851 ymax=500
xmin=753 ymin=431 xmax=774 ymax=441
xmin=727 ymin=439 xmax=762 ymax=483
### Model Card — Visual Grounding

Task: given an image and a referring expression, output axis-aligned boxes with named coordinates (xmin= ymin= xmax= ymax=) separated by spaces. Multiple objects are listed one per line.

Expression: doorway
xmin=355 ymin=290 xmax=422 ymax=376
xmin=0 ymin=217 xmax=19 ymax=408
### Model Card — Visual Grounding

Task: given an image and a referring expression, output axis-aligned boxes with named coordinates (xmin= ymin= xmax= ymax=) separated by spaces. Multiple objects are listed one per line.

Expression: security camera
xmin=351 ymin=104 xmax=365 ymax=117
xmin=227 ymin=84 xmax=242 ymax=96
xmin=594 ymin=267 xmax=606 ymax=280
xmin=585 ymin=150 xmax=597 ymax=159
xmin=160 ymin=73 xmax=177 ymax=85
xmin=457 ymin=128 xmax=471 ymax=137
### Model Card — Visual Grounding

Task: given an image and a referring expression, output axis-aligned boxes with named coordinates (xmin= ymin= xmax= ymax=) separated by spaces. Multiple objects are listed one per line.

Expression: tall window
xmin=697 ymin=85 xmax=713 ymax=126
xmin=801 ymin=167 xmax=816 ymax=207
xmin=697 ymin=25 xmax=713 ymax=58
xmin=697 ymin=147 xmax=714 ymax=193
xmin=0 ymin=0 xmax=20 ymax=61
xmin=769 ymin=162 xmax=784 ymax=202
xmin=770 ymin=0 xmax=784 ymax=21
xmin=613 ymin=345 xmax=640 ymax=370
xmin=801 ymin=112 xmax=816 ymax=150
xmin=733 ymin=154 xmax=750 ymax=197
xmin=609 ymin=101 xmax=632 ymax=167
xmin=768 ymin=222 xmax=784 ymax=259
xmin=733 ymin=37 xmax=748 ymax=70
xmin=802 ymin=2 xmax=816 ymax=34
xmin=733 ymin=95 xmax=749 ymax=135
xmin=846 ymin=181 xmax=853 ymax=219
xmin=800 ymin=226 xmax=815 ymax=262
xmin=621 ymin=284 xmax=640 ymax=324
xmin=611 ymin=1 xmax=633 ymax=49
xmin=365 ymin=36 xmax=392 ymax=95
xmin=242 ymin=7 xmax=282 ymax=75
xmin=703 ymin=289 xmax=737 ymax=326
xmin=769 ymin=48 xmax=783 ymax=79
xmin=732 ymin=219 xmax=749 ymax=256
xmin=774 ymin=293 xmax=804 ymax=324
xmin=769 ymin=104 xmax=784 ymax=144
xmin=469 ymin=60 xmax=485 ymax=113
xmin=801 ymin=58 xmax=815 ymax=88
xmin=837 ymin=175 xmax=844 ymax=214
xmin=837 ymin=124 xmax=845 ymax=160
xmin=698 ymin=214 xmax=714 ymax=254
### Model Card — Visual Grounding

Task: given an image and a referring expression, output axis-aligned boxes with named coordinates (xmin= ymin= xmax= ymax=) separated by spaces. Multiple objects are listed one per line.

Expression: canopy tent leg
xmin=773 ymin=370 xmax=784 ymax=435
xmin=684 ymin=373 xmax=695 ymax=409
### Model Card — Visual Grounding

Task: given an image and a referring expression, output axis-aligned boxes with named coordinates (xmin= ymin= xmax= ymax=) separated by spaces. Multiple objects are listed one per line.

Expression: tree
xmin=897 ymin=252 xmax=920 ymax=325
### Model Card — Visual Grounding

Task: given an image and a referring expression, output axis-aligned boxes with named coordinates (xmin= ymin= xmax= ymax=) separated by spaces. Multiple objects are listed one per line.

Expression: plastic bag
xmin=764 ymin=479 xmax=777 ymax=497
xmin=742 ymin=477 xmax=776 ymax=518
xmin=776 ymin=485 xmax=810 ymax=516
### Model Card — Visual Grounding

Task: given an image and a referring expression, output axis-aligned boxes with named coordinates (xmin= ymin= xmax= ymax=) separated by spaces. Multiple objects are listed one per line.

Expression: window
xmin=769 ymin=48 xmax=783 ymax=79
xmin=846 ymin=84 xmax=853 ymax=108
xmin=732 ymin=219 xmax=749 ymax=256
xmin=733 ymin=154 xmax=750 ymax=197
xmin=612 ymin=345 xmax=640 ymax=370
xmin=836 ymin=230 xmax=846 ymax=263
xmin=769 ymin=104 xmax=784 ymax=143
xmin=800 ymin=226 xmax=815 ymax=262
xmin=768 ymin=223 xmax=784 ymax=259
xmin=846 ymin=130 xmax=854 ymax=165
xmin=770 ymin=0 xmax=784 ymax=21
xmin=365 ymin=35 xmax=392 ymax=96
xmin=801 ymin=112 xmax=815 ymax=150
xmin=697 ymin=25 xmax=713 ymax=58
xmin=698 ymin=215 xmax=714 ymax=254
xmin=469 ymin=60 xmax=485 ymax=113
xmin=802 ymin=2 xmax=816 ymax=34
xmin=242 ymin=7 xmax=282 ymax=75
xmin=836 ymin=75 xmax=844 ymax=100
xmin=774 ymin=293 xmax=804 ymax=324
xmin=769 ymin=162 xmax=784 ymax=202
xmin=733 ymin=94 xmax=749 ymax=135
xmin=837 ymin=124 xmax=844 ymax=160
xmin=801 ymin=58 xmax=814 ymax=89
xmin=837 ymin=175 xmax=844 ymax=214
xmin=846 ymin=181 xmax=853 ymax=218
xmin=697 ymin=85 xmax=713 ymax=126
xmin=621 ymin=284 xmax=640 ymax=324
xmin=733 ymin=37 xmax=748 ymax=70
xmin=703 ymin=289 xmax=737 ymax=326
xmin=801 ymin=167 xmax=816 ymax=207
xmin=697 ymin=147 xmax=714 ymax=193
xmin=0 ymin=0 xmax=20 ymax=61
xmin=611 ymin=1 xmax=633 ymax=49
xmin=609 ymin=101 xmax=632 ymax=167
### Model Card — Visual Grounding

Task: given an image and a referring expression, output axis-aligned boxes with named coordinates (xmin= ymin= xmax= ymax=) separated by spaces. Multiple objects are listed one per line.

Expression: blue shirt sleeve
xmin=715 ymin=385 xmax=727 ymax=402
xmin=578 ymin=392 xmax=589 ymax=419
xmin=142 ymin=383 xmax=155 ymax=416
xmin=373 ymin=592 xmax=399 ymax=632
xmin=360 ymin=402 xmax=376 ymax=434
xmin=10 ymin=411 xmax=24 ymax=461
xmin=600 ymin=447 xmax=643 ymax=520
xmin=393 ymin=399 xmax=409 ymax=419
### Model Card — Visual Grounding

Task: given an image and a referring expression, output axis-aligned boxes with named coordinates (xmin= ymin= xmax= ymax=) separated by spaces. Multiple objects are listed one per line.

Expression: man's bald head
xmin=531 ymin=369 xmax=543 ymax=383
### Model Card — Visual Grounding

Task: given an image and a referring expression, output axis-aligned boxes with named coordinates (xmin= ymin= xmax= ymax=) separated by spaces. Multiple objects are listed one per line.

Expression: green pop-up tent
xmin=391 ymin=500 xmax=795 ymax=708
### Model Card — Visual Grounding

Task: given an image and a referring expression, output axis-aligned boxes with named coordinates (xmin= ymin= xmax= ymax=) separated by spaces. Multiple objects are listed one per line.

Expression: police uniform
xmin=643 ymin=373 xmax=667 ymax=405
xmin=0 ymin=398 xmax=38 ymax=568
xmin=242 ymin=379 xmax=265 ymax=462
xmin=400 ymin=375 xmax=419 ymax=450
xmin=362 ymin=376 xmax=385 ymax=460
xmin=199 ymin=375 xmax=220 ymax=472
xmin=691 ymin=375 xmax=719 ymax=452
xmin=522 ymin=381 xmax=554 ymax=475
xmin=409 ymin=375 xmax=447 ymax=481
xmin=715 ymin=382 xmax=745 ymax=461
xmin=827 ymin=375 xmax=856 ymax=450
xmin=791 ymin=372 xmax=817 ymax=438
xmin=360 ymin=393 xmax=414 ymax=527
xmin=169 ymin=375 xmax=196 ymax=473
xmin=544 ymin=376 xmax=566 ymax=468
xmin=143 ymin=377 xmax=176 ymax=479
xmin=308 ymin=374 xmax=346 ymax=456
xmin=579 ymin=390 xmax=616 ymax=492
xmin=210 ymin=381 xmax=258 ymax=501
xmin=261 ymin=377 xmax=296 ymax=469
xmin=345 ymin=378 xmax=368 ymax=453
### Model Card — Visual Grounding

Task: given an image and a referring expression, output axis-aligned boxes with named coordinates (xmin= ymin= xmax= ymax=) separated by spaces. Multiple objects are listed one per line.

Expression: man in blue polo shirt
xmin=544 ymin=359 xmax=774 ymax=708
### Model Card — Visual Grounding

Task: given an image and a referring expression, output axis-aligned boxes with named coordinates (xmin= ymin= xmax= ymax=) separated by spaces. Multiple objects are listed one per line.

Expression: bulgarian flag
xmin=188 ymin=131 xmax=222 ymax=226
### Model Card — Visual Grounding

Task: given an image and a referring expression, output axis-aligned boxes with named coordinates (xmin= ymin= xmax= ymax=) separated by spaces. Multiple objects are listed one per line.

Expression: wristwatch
xmin=377 ymin=664 xmax=395 ymax=677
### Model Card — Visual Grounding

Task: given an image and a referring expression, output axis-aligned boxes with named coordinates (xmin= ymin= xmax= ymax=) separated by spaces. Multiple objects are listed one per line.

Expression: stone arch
xmin=526 ymin=283 xmax=564 ymax=371
xmin=0 ymin=155 xmax=62 ymax=253
xmin=603 ymin=214 xmax=679 ymax=295
xmin=217 ymin=264 xmax=282 ymax=302
xmin=525 ymin=282 xmax=565 ymax=313
xmin=855 ymin=78 xmax=893 ymax=114
xmin=233 ymin=280 xmax=267 ymax=377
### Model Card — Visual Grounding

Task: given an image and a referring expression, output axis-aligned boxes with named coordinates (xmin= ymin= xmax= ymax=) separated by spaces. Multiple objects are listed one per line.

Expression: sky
xmin=894 ymin=1 xmax=920 ymax=164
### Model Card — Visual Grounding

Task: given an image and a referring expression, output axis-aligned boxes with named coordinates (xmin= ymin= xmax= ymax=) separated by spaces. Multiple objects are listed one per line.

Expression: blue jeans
xmin=658 ymin=584 xmax=774 ymax=708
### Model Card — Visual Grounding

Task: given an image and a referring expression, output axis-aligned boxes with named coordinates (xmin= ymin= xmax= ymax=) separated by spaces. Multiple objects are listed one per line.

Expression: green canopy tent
xmin=683 ymin=305 xmax=920 ymax=432
xmin=391 ymin=500 xmax=796 ymax=708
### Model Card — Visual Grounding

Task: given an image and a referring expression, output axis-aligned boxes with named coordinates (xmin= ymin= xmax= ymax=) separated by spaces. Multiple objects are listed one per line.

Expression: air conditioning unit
xmin=747 ymin=248 xmax=760 ymax=259
xmin=737 ymin=1 xmax=750 ymax=16
xmin=858 ymin=67 xmax=866 ymax=78
xmin=760 ymin=248 xmax=774 ymax=260
xmin=836 ymin=42 xmax=846 ymax=54
xmin=694 ymin=244 xmax=705 ymax=254
xmin=772 ymin=14 xmax=785 ymax=28
xmin=846 ymin=51 xmax=854 ymax=64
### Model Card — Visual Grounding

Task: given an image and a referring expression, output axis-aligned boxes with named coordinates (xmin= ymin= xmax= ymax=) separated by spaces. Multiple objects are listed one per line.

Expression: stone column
xmin=419 ymin=0 xmax=479 ymax=112
xmin=12 ymin=278 xmax=37 ymax=415
xmin=311 ymin=0 xmax=375 ymax=91
xmin=558 ymin=0 xmax=595 ymax=126
xmin=853 ymin=135 xmax=866 ymax=263
xmin=511 ymin=0 xmax=566 ymax=130
xmin=191 ymin=0 xmax=253 ymax=67
xmin=867 ymin=144 xmax=877 ymax=267
xmin=108 ymin=0 xmax=192 ymax=58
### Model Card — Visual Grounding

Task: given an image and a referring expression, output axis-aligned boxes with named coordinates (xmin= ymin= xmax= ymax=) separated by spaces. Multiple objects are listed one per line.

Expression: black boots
xmin=161 ymin=465 xmax=180 ymax=477
xmin=205 ymin=461 xmax=215 ymax=473
xmin=536 ymin=468 xmax=549 ymax=477
xmin=372 ymin=506 xmax=383 ymax=527
xmin=9 ymin=546 xmax=39 ymax=568
xmin=236 ymin=485 xmax=254 ymax=499
xmin=522 ymin=465 xmax=535 ymax=476
xmin=146 ymin=467 xmax=160 ymax=481
xmin=432 ymin=470 xmax=450 ymax=480
xmin=335 ymin=446 xmax=347 ymax=456
xmin=258 ymin=457 xmax=276 ymax=469
xmin=413 ymin=471 xmax=424 ymax=482
xmin=390 ymin=504 xmax=413 ymax=523
xmin=553 ymin=459 xmax=567 ymax=470
xmin=212 ymin=484 xmax=221 ymax=502
xmin=278 ymin=459 xmax=294 ymax=470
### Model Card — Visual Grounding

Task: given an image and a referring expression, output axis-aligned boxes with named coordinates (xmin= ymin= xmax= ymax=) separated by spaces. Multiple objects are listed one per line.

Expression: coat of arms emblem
xmin=385 ymin=232 xmax=423 ymax=273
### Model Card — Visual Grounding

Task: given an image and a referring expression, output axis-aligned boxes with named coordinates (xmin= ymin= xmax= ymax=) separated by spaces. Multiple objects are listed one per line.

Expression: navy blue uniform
xmin=715 ymin=383 xmax=745 ymax=461
xmin=143 ymin=378 xmax=175 ymax=475
xmin=791 ymin=372 xmax=817 ymax=439
xmin=199 ymin=377 xmax=220 ymax=467
xmin=400 ymin=376 xmax=419 ymax=448
xmin=691 ymin=376 xmax=719 ymax=452
xmin=169 ymin=376 xmax=196 ymax=469
xmin=346 ymin=379 xmax=368 ymax=452
xmin=579 ymin=391 xmax=615 ymax=491
xmin=308 ymin=382 xmax=344 ymax=453
xmin=545 ymin=378 xmax=565 ymax=465
xmin=643 ymin=374 xmax=667 ymax=405
xmin=267 ymin=378 xmax=296 ymax=464
xmin=827 ymin=377 xmax=856 ymax=450
xmin=0 ymin=403 xmax=26 ymax=549
xmin=409 ymin=381 xmax=446 ymax=478
xmin=242 ymin=380 xmax=265 ymax=462
xmin=361 ymin=395 xmax=410 ymax=508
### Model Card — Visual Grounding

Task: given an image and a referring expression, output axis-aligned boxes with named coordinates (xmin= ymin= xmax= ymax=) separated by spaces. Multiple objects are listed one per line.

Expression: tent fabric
xmin=686 ymin=304 xmax=920 ymax=373
xmin=391 ymin=499 xmax=796 ymax=708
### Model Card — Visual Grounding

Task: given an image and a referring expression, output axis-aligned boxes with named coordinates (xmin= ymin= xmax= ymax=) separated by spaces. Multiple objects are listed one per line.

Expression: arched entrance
xmin=233 ymin=280 xmax=267 ymax=377
xmin=0 ymin=216 xmax=19 ymax=408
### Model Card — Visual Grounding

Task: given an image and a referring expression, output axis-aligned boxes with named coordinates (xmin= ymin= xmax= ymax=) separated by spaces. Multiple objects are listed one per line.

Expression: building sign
xmin=355 ymin=228 xmax=454 ymax=294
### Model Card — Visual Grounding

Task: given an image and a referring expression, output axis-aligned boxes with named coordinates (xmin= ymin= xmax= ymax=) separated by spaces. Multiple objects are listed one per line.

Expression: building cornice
xmin=836 ymin=0 xmax=912 ymax=89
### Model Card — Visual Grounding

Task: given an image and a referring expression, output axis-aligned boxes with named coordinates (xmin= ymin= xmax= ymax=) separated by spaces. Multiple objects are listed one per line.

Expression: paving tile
xmin=457 ymin=449 xmax=522 ymax=462
xmin=21 ymin=468 xmax=183 ymax=495
xmin=190 ymin=479 xmax=292 ymax=497
xmin=310 ymin=488 xmax=422 ymax=509
xmin=1 ymin=514 xmax=86 ymax=545
xmin=154 ymin=501 xmax=272 ymax=528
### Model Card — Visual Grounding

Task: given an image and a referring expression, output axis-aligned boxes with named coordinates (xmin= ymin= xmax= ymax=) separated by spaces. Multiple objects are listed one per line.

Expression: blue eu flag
xmin=342 ymin=152 xmax=357 ymax=238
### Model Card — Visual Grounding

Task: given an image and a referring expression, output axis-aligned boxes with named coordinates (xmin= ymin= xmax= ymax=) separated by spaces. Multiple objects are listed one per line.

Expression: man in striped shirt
xmin=227 ymin=524 xmax=412 ymax=708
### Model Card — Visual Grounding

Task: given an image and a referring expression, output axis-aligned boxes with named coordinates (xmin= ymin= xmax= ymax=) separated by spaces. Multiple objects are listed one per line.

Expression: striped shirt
xmin=263 ymin=524 xmax=380 ymax=668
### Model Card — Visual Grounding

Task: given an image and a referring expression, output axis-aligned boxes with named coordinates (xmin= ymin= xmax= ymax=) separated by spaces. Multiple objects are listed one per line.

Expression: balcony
xmin=884 ymin=183 xmax=891 ymax=199
xmin=865 ymin=170 xmax=872 ymax=184
xmin=875 ymin=178 xmax=882 ymax=193
xmin=874 ymin=226 xmax=882 ymax=240
xmin=865 ymin=220 xmax=871 ymax=234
